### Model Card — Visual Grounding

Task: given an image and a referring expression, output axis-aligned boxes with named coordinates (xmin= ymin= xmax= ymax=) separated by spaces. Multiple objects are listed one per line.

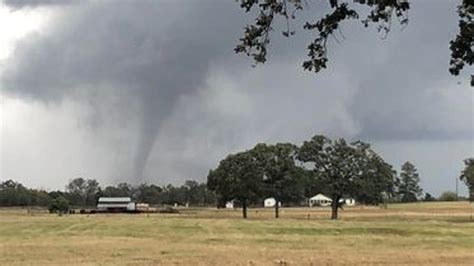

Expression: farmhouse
xmin=308 ymin=194 xmax=356 ymax=207
xmin=97 ymin=197 xmax=135 ymax=212
xmin=309 ymin=194 xmax=332 ymax=207
xmin=263 ymin=197 xmax=281 ymax=208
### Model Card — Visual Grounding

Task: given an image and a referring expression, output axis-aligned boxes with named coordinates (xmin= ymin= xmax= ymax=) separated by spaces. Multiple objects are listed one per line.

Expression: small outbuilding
xmin=308 ymin=194 xmax=332 ymax=207
xmin=340 ymin=198 xmax=356 ymax=206
xmin=225 ymin=201 xmax=234 ymax=209
xmin=264 ymin=197 xmax=281 ymax=208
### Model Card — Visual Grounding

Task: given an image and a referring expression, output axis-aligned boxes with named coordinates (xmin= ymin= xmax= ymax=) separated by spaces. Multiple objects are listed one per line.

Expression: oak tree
xmin=297 ymin=135 xmax=380 ymax=219
xmin=207 ymin=150 xmax=263 ymax=218
xmin=251 ymin=143 xmax=304 ymax=218
xmin=236 ymin=0 xmax=473 ymax=85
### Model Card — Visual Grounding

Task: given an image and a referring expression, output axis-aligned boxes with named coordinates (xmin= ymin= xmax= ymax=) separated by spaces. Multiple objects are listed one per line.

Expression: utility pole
xmin=455 ymin=177 xmax=459 ymax=201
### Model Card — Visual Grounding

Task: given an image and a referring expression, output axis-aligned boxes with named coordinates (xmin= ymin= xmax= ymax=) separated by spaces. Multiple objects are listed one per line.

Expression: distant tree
xmin=117 ymin=182 xmax=134 ymax=195
xmin=164 ymin=184 xmax=187 ymax=205
xmin=423 ymin=192 xmax=436 ymax=202
xmin=66 ymin=178 xmax=101 ymax=207
xmin=101 ymin=183 xmax=134 ymax=198
xmin=398 ymin=162 xmax=423 ymax=202
xmin=28 ymin=189 xmax=52 ymax=206
xmin=182 ymin=180 xmax=200 ymax=205
xmin=297 ymin=135 xmax=386 ymax=219
xmin=66 ymin=178 xmax=87 ymax=206
xmin=251 ymin=143 xmax=304 ymax=218
xmin=195 ymin=182 xmax=217 ymax=206
xmin=207 ymin=150 xmax=263 ymax=218
xmin=0 ymin=180 xmax=27 ymax=206
xmin=102 ymin=186 xmax=123 ymax=197
xmin=135 ymin=184 xmax=163 ymax=205
xmin=236 ymin=0 xmax=473 ymax=85
xmin=460 ymin=158 xmax=474 ymax=201
xmin=84 ymin=179 xmax=101 ymax=206
xmin=179 ymin=181 xmax=215 ymax=206
xmin=0 ymin=180 xmax=51 ymax=207
xmin=48 ymin=196 xmax=70 ymax=215
xmin=438 ymin=191 xmax=458 ymax=202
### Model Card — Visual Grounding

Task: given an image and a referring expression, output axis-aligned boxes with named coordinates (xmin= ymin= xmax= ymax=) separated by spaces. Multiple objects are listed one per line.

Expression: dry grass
xmin=1 ymin=202 xmax=473 ymax=265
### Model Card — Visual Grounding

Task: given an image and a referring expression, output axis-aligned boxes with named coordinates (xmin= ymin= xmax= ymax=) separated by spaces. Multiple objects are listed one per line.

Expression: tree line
xmin=0 ymin=179 xmax=215 ymax=212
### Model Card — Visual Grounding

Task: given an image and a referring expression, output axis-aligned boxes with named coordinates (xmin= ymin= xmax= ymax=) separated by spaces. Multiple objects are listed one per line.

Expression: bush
xmin=438 ymin=191 xmax=458 ymax=201
xmin=423 ymin=193 xmax=436 ymax=202
xmin=48 ymin=196 xmax=71 ymax=215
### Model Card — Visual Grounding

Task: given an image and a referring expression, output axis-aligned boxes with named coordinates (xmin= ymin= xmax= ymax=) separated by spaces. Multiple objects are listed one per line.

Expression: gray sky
xmin=0 ymin=0 xmax=472 ymax=196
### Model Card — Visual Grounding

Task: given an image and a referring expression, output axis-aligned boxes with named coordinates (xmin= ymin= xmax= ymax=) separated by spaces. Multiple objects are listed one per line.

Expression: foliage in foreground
xmin=235 ymin=0 xmax=473 ymax=85
xmin=460 ymin=158 xmax=474 ymax=201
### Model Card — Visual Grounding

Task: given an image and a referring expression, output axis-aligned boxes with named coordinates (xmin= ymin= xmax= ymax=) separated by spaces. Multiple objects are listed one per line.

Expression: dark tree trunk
xmin=331 ymin=195 xmax=340 ymax=220
xmin=242 ymin=200 xmax=247 ymax=219
xmin=275 ymin=200 xmax=279 ymax=219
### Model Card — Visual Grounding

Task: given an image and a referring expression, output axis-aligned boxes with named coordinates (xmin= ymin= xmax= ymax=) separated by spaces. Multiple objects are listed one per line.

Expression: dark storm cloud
xmin=1 ymin=0 xmax=472 ymax=188
xmin=333 ymin=0 xmax=473 ymax=141
xmin=2 ymin=0 xmax=245 ymax=182
xmin=2 ymin=0 xmax=77 ymax=8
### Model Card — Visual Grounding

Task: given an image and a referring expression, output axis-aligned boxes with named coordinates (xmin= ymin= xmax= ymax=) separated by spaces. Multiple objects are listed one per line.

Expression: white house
xmin=308 ymin=194 xmax=332 ymax=207
xmin=264 ymin=197 xmax=281 ymax=208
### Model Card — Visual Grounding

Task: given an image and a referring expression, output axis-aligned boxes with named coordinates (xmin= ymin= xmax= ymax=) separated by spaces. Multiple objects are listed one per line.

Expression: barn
xmin=97 ymin=197 xmax=135 ymax=212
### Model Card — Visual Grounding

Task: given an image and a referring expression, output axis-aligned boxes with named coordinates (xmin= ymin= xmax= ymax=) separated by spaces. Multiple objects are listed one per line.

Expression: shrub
xmin=423 ymin=193 xmax=436 ymax=202
xmin=438 ymin=191 xmax=458 ymax=201
xmin=48 ymin=196 xmax=71 ymax=215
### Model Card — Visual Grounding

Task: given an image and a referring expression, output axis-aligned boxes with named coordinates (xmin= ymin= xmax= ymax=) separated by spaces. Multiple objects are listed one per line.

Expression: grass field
xmin=1 ymin=202 xmax=473 ymax=265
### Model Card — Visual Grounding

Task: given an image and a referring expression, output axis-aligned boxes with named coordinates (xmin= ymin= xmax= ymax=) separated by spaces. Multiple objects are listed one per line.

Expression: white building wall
xmin=264 ymin=198 xmax=281 ymax=208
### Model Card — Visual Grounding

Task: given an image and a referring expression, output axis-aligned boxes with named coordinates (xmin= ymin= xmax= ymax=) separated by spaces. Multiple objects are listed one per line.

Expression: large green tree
xmin=297 ymin=135 xmax=386 ymax=219
xmin=355 ymin=152 xmax=398 ymax=205
xmin=251 ymin=143 xmax=305 ymax=218
xmin=398 ymin=161 xmax=423 ymax=202
xmin=66 ymin=178 xmax=101 ymax=207
xmin=135 ymin=184 xmax=163 ymax=205
xmin=181 ymin=180 xmax=216 ymax=206
xmin=236 ymin=0 xmax=473 ymax=85
xmin=460 ymin=158 xmax=474 ymax=201
xmin=207 ymin=151 xmax=263 ymax=218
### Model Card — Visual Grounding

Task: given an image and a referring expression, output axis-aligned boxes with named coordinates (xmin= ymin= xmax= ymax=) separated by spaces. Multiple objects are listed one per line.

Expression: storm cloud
xmin=2 ymin=0 xmax=245 ymax=182
xmin=0 ymin=0 xmax=472 ymax=195
xmin=2 ymin=0 xmax=78 ymax=9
